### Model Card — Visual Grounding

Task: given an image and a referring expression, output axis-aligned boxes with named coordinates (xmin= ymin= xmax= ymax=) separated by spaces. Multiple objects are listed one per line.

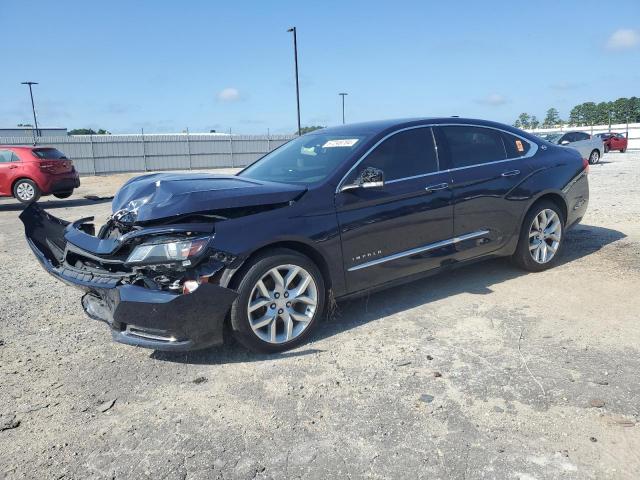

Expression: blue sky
xmin=2 ymin=0 xmax=639 ymax=134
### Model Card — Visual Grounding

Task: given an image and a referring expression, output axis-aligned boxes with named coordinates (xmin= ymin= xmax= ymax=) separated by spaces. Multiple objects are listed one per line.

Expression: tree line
xmin=514 ymin=96 xmax=640 ymax=129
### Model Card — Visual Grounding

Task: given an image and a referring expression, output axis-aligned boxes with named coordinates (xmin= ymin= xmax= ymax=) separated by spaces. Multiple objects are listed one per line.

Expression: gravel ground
xmin=0 ymin=154 xmax=639 ymax=479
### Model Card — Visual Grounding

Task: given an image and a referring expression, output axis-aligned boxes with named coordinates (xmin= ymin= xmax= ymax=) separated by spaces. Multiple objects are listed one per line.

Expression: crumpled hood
xmin=112 ymin=173 xmax=306 ymax=223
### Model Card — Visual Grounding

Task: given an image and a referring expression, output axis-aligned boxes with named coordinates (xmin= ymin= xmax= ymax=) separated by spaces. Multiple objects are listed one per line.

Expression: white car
xmin=537 ymin=132 xmax=604 ymax=164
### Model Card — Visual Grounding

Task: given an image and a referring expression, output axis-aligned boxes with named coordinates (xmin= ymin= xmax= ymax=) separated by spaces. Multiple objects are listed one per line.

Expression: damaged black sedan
xmin=20 ymin=118 xmax=589 ymax=353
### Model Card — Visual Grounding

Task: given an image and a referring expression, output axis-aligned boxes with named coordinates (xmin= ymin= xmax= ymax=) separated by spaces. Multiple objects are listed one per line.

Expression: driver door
xmin=335 ymin=127 xmax=453 ymax=293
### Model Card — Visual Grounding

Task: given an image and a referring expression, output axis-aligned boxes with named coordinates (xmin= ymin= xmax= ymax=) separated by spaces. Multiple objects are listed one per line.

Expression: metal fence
xmin=0 ymin=134 xmax=296 ymax=175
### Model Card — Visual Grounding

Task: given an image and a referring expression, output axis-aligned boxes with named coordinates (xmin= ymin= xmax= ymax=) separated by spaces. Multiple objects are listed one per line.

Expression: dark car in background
xmin=0 ymin=146 xmax=80 ymax=203
xmin=595 ymin=132 xmax=628 ymax=153
xmin=20 ymin=118 xmax=589 ymax=353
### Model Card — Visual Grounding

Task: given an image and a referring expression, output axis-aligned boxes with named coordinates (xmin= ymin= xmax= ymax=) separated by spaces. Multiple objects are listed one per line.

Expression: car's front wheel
xmin=588 ymin=149 xmax=600 ymax=165
xmin=512 ymin=200 xmax=564 ymax=272
xmin=230 ymin=249 xmax=325 ymax=353
xmin=13 ymin=179 xmax=41 ymax=204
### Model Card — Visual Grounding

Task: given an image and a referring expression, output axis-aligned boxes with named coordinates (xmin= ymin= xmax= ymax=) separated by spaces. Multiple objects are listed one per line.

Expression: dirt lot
xmin=1 ymin=154 xmax=639 ymax=479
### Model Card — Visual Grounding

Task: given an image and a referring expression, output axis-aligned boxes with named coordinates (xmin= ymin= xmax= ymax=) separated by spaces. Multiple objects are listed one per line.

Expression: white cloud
xmin=217 ymin=87 xmax=241 ymax=102
xmin=606 ymin=29 xmax=639 ymax=50
xmin=476 ymin=93 xmax=508 ymax=106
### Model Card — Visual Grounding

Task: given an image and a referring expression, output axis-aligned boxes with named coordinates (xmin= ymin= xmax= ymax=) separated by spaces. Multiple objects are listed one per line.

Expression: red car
xmin=0 ymin=146 xmax=80 ymax=203
xmin=596 ymin=132 xmax=628 ymax=153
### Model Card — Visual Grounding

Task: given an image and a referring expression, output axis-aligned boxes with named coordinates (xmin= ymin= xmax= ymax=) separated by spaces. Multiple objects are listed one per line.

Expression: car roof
xmin=0 ymin=145 xmax=56 ymax=150
xmin=314 ymin=117 xmax=531 ymax=138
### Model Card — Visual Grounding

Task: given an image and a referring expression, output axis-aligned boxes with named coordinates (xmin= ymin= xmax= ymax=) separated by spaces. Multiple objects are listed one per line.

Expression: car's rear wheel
xmin=230 ymin=249 xmax=325 ymax=353
xmin=588 ymin=149 xmax=600 ymax=165
xmin=511 ymin=200 xmax=564 ymax=272
xmin=13 ymin=179 xmax=40 ymax=204
xmin=604 ymin=144 xmax=610 ymax=153
xmin=620 ymin=148 xmax=626 ymax=153
xmin=53 ymin=190 xmax=73 ymax=199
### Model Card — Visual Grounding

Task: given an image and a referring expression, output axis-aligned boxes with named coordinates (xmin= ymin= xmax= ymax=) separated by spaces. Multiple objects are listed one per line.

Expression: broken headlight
xmin=126 ymin=237 xmax=210 ymax=265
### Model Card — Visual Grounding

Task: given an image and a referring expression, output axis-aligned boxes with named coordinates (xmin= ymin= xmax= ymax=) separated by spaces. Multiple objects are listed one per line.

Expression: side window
xmin=502 ymin=133 xmax=531 ymax=158
xmin=441 ymin=126 xmax=506 ymax=168
xmin=0 ymin=150 xmax=17 ymax=163
xmin=575 ymin=132 xmax=589 ymax=141
xmin=353 ymin=127 xmax=438 ymax=182
xmin=562 ymin=133 xmax=576 ymax=143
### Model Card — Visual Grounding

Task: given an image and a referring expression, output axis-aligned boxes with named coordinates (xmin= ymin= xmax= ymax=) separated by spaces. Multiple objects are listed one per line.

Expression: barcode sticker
xmin=323 ymin=139 xmax=359 ymax=148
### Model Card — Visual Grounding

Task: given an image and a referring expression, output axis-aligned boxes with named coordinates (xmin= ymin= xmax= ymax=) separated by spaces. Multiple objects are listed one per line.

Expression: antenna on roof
xmin=451 ymin=115 xmax=459 ymax=118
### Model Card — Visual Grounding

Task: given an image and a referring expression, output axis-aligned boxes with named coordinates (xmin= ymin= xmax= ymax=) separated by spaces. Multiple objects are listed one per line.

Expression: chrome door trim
xmin=335 ymin=123 xmax=538 ymax=193
xmin=347 ymin=229 xmax=490 ymax=272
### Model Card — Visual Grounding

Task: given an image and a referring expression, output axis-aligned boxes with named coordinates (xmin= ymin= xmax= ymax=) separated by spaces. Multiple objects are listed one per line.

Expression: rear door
xmin=437 ymin=125 xmax=535 ymax=261
xmin=568 ymin=132 xmax=592 ymax=158
xmin=0 ymin=149 xmax=21 ymax=196
xmin=336 ymin=127 xmax=453 ymax=292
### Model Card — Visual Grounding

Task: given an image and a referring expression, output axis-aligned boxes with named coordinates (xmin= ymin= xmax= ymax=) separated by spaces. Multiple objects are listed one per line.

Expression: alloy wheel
xmin=247 ymin=264 xmax=318 ymax=344
xmin=16 ymin=182 xmax=35 ymax=202
xmin=589 ymin=150 xmax=600 ymax=164
xmin=528 ymin=209 xmax=562 ymax=264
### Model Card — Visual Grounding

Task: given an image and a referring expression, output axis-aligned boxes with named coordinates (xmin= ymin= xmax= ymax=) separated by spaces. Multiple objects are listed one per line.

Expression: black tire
xmin=13 ymin=179 xmax=40 ymax=204
xmin=230 ymin=248 xmax=326 ymax=353
xmin=620 ymin=148 xmax=626 ymax=153
xmin=604 ymin=145 xmax=610 ymax=153
xmin=53 ymin=190 xmax=73 ymax=199
xmin=588 ymin=149 xmax=600 ymax=165
xmin=511 ymin=200 xmax=565 ymax=272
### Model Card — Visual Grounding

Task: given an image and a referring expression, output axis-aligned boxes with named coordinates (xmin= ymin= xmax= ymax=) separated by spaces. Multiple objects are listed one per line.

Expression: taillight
xmin=582 ymin=158 xmax=589 ymax=174
xmin=39 ymin=161 xmax=57 ymax=172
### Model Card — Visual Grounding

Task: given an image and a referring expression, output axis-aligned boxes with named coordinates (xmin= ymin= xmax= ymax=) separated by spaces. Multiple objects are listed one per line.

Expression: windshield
xmin=539 ymin=133 xmax=562 ymax=144
xmin=239 ymin=134 xmax=367 ymax=185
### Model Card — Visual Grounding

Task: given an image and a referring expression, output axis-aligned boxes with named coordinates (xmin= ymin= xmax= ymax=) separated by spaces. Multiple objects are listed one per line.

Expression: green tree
xmin=68 ymin=128 xmax=111 ymax=135
xmin=582 ymin=102 xmax=597 ymax=126
xmin=629 ymin=97 xmax=640 ymax=123
xmin=530 ymin=115 xmax=540 ymax=129
xmin=568 ymin=104 xmax=583 ymax=126
xmin=595 ymin=102 xmax=612 ymax=125
xmin=299 ymin=126 xmax=325 ymax=135
xmin=611 ymin=97 xmax=630 ymax=124
xmin=513 ymin=119 xmax=522 ymax=128
xmin=542 ymin=108 xmax=562 ymax=128
xmin=516 ymin=113 xmax=531 ymax=129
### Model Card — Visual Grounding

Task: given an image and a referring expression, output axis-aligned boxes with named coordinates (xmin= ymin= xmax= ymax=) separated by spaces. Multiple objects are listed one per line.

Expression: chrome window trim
xmin=347 ymin=229 xmax=490 ymax=272
xmin=335 ymin=123 xmax=538 ymax=193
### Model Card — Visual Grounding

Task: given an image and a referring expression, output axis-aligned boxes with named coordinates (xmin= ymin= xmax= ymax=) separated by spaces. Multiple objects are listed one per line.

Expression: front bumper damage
xmin=19 ymin=204 xmax=237 ymax=351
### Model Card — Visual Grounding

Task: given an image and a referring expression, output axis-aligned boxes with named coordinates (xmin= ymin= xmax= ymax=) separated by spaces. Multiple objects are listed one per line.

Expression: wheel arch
xmin=11 ymin=176 xmax=38 ymax=192
xmin=526 ymin=191 xmax=568 ymax=225
xmin=224 ymin=240 xmax=334 ymax=293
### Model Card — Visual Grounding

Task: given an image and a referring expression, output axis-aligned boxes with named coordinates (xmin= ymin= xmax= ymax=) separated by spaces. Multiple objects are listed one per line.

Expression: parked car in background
xmin=20 ymin=118 xmax=589 ymax=353
xmin=0 ymin=146 xmax=80 ymax=203
xmin=595 ymin=132 xmax=628 ymax=153
xmin=536 ymin=131 xmax=603 ymax=165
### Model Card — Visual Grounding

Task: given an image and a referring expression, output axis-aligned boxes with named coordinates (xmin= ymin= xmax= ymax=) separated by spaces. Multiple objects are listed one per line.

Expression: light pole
xmin=21 ymin=81 xmax=40 ymax=140
xmin=339 ymin=93 xmax=348 ymax=124
xmin=287 ymin=27 xmax=301 ymax=136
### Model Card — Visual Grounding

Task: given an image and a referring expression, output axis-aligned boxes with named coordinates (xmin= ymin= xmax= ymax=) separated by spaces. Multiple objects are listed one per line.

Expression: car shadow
xmin=152 ymin=224 xmax=625 ymax=365
xmin=0 ymin=196 xmax=112 ymax=212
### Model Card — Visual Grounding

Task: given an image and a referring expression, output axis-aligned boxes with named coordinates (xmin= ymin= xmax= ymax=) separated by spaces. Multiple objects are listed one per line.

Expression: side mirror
xmin=340 ymin=167 xmax=385 ymax=192
xmin=560 ymin=140 xmax=570 ymax=145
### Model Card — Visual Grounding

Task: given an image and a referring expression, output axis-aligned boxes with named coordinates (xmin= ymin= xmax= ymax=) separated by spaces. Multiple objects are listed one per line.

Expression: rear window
xmin=502 ymin=132 xmax=531 ymax=158
xmin=33 ymin=148 xmax=67 ymax=160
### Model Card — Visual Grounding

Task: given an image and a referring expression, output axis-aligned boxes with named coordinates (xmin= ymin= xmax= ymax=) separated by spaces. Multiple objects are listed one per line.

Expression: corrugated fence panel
xmin=0 ymin=134 xmax=296 ymax=175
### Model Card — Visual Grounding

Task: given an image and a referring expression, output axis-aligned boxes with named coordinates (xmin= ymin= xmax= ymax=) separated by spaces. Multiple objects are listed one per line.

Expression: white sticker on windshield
xmin=322 ymin=139 xmax=359 ymax=148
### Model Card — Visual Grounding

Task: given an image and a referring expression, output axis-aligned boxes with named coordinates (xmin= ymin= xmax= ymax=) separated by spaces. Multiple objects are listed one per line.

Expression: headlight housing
xmin=126 ymin=237 xmax=210 ymax=265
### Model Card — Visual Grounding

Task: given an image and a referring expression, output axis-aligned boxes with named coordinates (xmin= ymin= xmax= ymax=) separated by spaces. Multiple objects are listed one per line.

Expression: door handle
xmin=425 ymin=182 xmax=448 ymax=192
xmin=501 ymin=169 xmax=520 ymax=177
xmin=8 ymin=165 xmax=18 ymax=169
